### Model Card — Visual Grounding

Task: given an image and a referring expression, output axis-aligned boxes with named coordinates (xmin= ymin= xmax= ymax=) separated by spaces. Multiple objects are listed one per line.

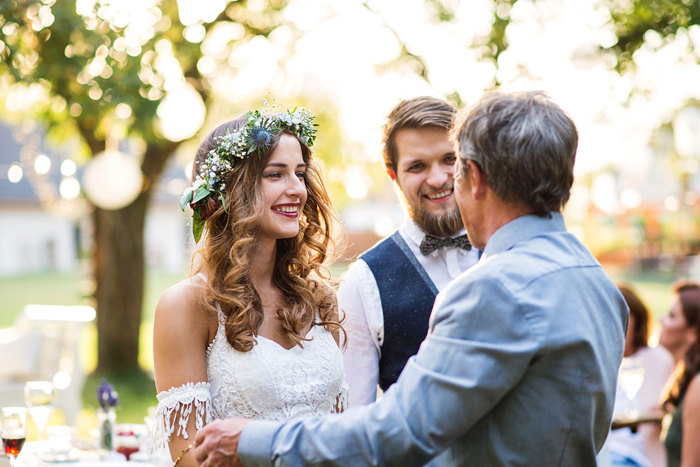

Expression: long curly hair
xmin=663 ymin=280 xmax=700 ymax=409
xmin=191 ymin=116 xmax=344 ymax=352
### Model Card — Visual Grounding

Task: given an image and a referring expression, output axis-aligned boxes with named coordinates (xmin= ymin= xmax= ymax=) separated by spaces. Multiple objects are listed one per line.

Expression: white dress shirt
xmin=338 ymin=218 xmax=480 ymax=406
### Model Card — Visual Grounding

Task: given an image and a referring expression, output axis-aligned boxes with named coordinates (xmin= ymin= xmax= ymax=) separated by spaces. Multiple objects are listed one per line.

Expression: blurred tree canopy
xmin=0 ymin=0 xmax=291 ymax=373
xmin=606 ymin=0 xmax=700 ymax=70
xmin=0 ymin=0 xmax=452 ymax=374
xmin=6 ymin=0 xmax=692 ymax=375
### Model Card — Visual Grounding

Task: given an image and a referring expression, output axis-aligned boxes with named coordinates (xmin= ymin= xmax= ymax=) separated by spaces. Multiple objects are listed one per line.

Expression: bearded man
xmin=339 ymin=96 xmax=481 ymax=406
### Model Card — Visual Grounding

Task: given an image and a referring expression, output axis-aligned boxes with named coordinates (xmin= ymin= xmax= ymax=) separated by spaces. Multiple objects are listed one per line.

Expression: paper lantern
xmin=83 ymin=150 xmax=143 ymax=210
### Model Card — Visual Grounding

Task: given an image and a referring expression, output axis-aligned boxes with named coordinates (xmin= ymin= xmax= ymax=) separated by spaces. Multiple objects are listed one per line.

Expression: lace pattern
xmin=206 ymin=322 xmax=346 ymax=421
xmin=151 ymin=381 xmax=211 ymax=450
xmin=152 ymin=280 xmax=346 ymax=454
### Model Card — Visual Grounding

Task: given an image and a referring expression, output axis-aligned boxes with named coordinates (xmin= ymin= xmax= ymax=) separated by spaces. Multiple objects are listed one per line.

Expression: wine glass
xmin=2 ymin=407 xmax=27 ymax=467
xmin=618 ymin=358 xmax=645 ymax=418
xmin=24 ymin=381 xmax=57 ymax=451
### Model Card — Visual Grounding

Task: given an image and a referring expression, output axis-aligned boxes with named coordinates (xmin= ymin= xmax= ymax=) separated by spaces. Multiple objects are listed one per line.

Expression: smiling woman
xmin=150 ymin=106 xmax=348 ymax=467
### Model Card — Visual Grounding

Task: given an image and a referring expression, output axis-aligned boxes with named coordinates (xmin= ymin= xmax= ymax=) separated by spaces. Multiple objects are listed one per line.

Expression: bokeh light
xmin=59 ymin=177 xmax=81 ymax=200
xmin=34 ymin=154 xmax=51 ymax=175
xmin=60 ymin=159 xmax=77 ymax=177
xmin=7 ymin=164 xmax=23 ymax=183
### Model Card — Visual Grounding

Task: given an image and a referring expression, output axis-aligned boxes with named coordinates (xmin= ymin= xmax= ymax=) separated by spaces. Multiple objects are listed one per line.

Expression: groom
xmin=194 ymin=91 xmax=628 ymax=466
xmin=340 ymin=96 xmax=480 ymax=406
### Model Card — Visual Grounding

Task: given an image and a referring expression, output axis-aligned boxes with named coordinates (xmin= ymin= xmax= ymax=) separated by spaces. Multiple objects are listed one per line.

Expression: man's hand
xmin=194 ymin=418 xmax=252 ymax=466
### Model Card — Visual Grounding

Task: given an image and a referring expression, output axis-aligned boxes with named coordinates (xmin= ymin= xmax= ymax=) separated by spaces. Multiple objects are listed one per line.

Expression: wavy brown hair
xmin=191 ymin=116 xmax=344 ymax=352
xmin=664 ymin=280 xmax=700 ymax=409
xmin=617 ymin=283 xmax=651 ymax=353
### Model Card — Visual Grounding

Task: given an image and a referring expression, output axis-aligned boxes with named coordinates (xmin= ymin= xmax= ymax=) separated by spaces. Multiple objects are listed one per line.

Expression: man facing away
xmin=194 ymin=90 xmax=629 ymax=466
xmin=340 ymin=96 xmax=481 ymax=406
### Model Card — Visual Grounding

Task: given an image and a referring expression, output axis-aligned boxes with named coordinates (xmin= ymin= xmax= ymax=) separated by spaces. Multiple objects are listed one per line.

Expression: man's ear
xmin=466 ymin=159 xmax=486 ymax=200
xmin=386 ymin=165 xmax=396 ymax=181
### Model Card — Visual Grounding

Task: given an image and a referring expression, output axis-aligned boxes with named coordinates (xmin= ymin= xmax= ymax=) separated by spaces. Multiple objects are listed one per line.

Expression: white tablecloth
xmin=4 ymin=441 xmax=171 ymax=466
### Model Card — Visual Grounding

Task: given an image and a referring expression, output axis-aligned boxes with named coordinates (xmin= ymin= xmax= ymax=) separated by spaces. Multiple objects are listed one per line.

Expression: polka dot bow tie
xmin=419 ymin=234 xmax=472 ymax=256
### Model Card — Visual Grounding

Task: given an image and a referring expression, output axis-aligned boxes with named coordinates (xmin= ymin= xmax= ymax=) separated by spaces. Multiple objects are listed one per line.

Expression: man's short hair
xmin=454 ymin=91 xmax=578 ymax=217
xmin=382 ymin=97 xmax=456 ymax=172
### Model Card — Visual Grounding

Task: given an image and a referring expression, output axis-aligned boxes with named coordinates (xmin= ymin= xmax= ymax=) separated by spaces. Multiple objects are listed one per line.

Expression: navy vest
xmin=360 ymin=231 xmax=438 ymax=391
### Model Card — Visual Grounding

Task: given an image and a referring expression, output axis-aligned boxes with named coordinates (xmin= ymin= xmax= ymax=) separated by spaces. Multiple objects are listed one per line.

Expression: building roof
xmin=0 ymin=122 xmax=61 ymax=203
xmin=0 ymin=121 xmax=187 ymax=208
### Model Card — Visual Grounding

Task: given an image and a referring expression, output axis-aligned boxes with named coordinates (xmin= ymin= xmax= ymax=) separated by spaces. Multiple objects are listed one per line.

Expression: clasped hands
xmin=194 ymin=417 xmax=251 ymax=466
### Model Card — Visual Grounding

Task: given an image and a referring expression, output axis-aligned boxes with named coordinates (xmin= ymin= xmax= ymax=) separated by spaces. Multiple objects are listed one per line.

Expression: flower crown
xmin=180 ymin=107 xmax=317 ymax=242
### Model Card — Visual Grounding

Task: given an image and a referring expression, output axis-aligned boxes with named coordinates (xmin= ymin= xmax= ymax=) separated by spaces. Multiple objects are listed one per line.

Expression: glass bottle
xmin=97 ymin=406 xmax=116 ymax=451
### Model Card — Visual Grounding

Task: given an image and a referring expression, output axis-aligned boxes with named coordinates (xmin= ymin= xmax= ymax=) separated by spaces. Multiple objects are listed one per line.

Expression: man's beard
xmin=406 ymin=198 xmax=463 ymax=238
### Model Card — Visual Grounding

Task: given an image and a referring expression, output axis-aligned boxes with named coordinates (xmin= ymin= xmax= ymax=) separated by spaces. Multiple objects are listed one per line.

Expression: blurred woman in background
xmin=607 ymin=284 xmax=674 ymax=467
xmin=659 ymin=281 xmax=700 ymax=467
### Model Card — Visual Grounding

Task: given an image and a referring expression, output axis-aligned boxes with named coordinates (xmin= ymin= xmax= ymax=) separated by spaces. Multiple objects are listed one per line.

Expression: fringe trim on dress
xmin=150 ymin=381 xmax=211 ymax=452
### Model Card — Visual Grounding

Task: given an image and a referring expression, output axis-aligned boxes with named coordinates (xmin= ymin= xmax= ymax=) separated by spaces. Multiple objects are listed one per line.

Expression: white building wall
xmin=144 ymin=204 xmax=189 ymax=273
xmin=0 ymin=207 xmax=77 ymax=276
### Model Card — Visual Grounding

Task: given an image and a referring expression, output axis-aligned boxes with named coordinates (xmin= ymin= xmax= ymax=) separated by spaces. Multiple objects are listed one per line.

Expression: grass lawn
xmin=0 ymin=271 xmax=93 ymax=327
xmin=605 ymin=266 xmax=679 ymax=322
xmin=0 ymin=262 xmax=685 ymax=435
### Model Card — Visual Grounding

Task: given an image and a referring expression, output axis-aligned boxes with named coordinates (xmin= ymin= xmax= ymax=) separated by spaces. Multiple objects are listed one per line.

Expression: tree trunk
xmin=91 ymin=141 xmax=177 ymax=373
xmin=93 ymin=194 xmax=148 ymax=372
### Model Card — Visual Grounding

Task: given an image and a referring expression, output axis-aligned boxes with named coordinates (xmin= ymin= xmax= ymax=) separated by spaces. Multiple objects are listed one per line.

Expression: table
xmin=5 ymin=441 xmax=171 ymax=466
xmin=611 ymin=412 xmax=664 ymax=431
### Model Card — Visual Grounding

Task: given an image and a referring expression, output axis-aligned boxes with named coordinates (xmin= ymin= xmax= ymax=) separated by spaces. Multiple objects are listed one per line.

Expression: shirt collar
xmin=482 ymin=212 xmax=566 ymax=259
xmin=399 ymin=217 xmax=468 ymax=249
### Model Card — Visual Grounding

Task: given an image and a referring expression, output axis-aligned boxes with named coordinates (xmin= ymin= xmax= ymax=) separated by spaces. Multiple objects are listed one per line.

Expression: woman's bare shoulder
xmin=155 ymin=276 xmax=209 ymax=325
xmin=153 ymin=276 xmax=211 ymax=392
xmin=686 ymin=374 xmax=700 ymax=403
xmin=683 ymin=374 xmax=700 ymax=438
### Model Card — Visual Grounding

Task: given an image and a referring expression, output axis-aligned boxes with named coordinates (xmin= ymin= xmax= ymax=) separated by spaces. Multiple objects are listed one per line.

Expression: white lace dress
xmin=152 ymin=304 xmax=348 ymax=449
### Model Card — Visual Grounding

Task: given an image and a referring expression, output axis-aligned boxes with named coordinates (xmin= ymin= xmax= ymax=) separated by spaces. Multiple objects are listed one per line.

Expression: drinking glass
xmin=618 ymin=357 xmax=645 ymax=418
xmin=24 ymin=381 xmax=57 ymax=450
xmin=2 ymin=407 xmax=27 ymax=467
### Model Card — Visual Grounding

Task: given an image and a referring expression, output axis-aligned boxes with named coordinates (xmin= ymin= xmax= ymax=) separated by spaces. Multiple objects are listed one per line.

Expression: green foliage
xmin=606 ymin=0 xmax=700 ymax=70
xmin=3 ymin=1 xmax=149 ymax=145
xmin=0 ymin=0 xmax=292 ymax=372
xmin=423 ymin=0 xmax=458 ymax=22
xmin=0 ymin=0 xmax=289 ymax=152
xmin=474 ymin=0 xmax=520 ymax=84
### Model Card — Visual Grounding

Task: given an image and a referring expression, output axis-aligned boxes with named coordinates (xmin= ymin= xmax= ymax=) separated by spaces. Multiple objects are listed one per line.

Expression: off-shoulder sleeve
xmin=150 ymin=381 xmax=211 ymax=451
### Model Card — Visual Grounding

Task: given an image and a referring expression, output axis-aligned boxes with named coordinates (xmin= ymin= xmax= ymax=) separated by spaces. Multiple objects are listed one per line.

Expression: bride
xmin=151 ymin=107 xmax=347 ymax=466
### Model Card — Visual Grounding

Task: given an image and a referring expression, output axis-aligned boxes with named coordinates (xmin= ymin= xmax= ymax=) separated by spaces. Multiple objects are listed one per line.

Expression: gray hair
xmin=453 ymin=91 xmax=578 ymax=217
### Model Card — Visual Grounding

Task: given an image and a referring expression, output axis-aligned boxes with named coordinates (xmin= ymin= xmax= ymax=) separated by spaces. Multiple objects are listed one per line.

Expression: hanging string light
xmin=14 ymin=121 xmax=87 ymax=220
